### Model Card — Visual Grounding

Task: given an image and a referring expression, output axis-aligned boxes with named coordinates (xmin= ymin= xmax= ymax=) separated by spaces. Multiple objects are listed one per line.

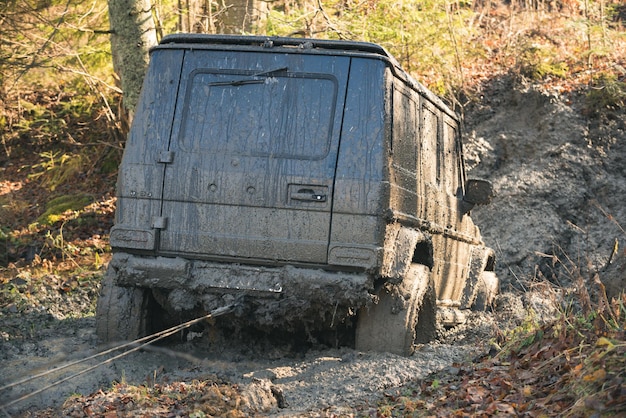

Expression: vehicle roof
xmin=155 ymin=34 xmax=459 ymax=120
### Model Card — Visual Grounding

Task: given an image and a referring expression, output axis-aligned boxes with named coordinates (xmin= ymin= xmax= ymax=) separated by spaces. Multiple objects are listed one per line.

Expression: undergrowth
xmin=377 ymin=253 xmax=626 ymax=417
xmin=493 ymin=282 xmax=626 ymax=416
xmin=0 ymin=85 xmax=120 ymax=272
xmin=586 ymin=72 xmax=626 ymax=114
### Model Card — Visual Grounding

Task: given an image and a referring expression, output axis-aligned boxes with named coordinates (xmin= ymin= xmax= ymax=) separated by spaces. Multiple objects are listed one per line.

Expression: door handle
xmin=290 ymin=189 xmax=327 ymax=202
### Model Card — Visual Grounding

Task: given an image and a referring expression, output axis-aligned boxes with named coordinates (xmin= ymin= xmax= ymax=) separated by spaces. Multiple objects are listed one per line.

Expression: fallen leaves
xmin=50 ymin=380 xmax=251 ymax=418
xmin=378 ymin=296 xmax=626 ymax=417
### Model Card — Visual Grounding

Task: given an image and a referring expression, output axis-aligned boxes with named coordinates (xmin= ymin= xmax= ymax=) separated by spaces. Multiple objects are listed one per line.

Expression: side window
xmin=392 ymin=87 xmax=418 ymax=173
xmin=421 ymin=102 xmax=439 ymax=186
xmin=443 ymin=118 xmax=462 ymax=197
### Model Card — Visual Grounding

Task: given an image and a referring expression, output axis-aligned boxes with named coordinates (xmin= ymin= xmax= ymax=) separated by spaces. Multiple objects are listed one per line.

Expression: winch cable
xmin=0 ymin=304 xmax=235 ymax=392
xmin=0 ymin=303 xmax=237 ymax=410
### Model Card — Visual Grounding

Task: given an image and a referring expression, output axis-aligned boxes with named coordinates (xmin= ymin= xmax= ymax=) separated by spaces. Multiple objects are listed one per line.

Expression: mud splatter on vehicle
xmin=96 ymin=35 xmax=497 ymax=356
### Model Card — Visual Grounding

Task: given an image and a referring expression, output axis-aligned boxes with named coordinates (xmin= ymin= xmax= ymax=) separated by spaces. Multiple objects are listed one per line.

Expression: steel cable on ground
xmin=0 ymin=304 xmax=236 ymax=411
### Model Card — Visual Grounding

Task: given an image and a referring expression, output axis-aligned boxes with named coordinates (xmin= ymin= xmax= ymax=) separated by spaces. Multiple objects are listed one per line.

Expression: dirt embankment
xmin=465 ymin=77 xmax=626 ymax=297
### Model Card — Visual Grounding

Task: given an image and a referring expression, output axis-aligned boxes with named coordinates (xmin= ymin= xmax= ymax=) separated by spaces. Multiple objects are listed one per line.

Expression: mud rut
xmin=0 ymin=293 xmax=514 ymax=416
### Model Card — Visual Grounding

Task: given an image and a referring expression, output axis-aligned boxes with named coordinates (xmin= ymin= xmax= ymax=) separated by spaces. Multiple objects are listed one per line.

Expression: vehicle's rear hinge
xmin=151 ymin=216 xmax=168 ymax=229
xmin=157 ymin=150 xmax=175 ymax=163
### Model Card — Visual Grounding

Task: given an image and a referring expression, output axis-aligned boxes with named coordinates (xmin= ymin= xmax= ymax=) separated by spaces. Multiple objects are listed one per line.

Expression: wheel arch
xmin=379 ymin=222 xmax=433 ymax=283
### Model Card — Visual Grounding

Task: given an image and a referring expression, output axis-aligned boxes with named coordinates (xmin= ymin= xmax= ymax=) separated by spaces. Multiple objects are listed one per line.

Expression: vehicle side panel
xmin=389 ymin=80 xmax=481 ymax=303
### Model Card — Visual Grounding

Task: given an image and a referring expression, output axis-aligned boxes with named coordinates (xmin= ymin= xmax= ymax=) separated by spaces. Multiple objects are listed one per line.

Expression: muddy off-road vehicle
xmin=96 ymin=34 xmax=498 ymax=356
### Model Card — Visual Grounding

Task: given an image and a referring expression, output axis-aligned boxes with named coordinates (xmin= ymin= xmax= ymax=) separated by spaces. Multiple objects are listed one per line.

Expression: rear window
xmin=179 ymin=70 xmax=338 ymax=160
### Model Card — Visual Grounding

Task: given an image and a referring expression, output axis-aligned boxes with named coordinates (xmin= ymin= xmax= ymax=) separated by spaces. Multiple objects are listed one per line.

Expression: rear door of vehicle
xmin=158 ymin=49 xmax=350 ymax=264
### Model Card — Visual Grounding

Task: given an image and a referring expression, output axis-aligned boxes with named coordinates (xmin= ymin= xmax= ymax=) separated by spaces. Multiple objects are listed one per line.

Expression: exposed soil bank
xmin=465 ymin=78 xmax=626 ymax=297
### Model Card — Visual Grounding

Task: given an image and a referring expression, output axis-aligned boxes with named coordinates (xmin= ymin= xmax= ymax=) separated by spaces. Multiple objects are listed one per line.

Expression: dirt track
xmin=1 ymin=292 xmax=530 ymax=416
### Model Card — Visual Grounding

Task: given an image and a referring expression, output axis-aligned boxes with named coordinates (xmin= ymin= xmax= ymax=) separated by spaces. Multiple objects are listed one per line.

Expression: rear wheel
xmin=355 ymin=264 xmax=436 ymax=356
xmin=95 ymin=266 xmax=150 ymax=343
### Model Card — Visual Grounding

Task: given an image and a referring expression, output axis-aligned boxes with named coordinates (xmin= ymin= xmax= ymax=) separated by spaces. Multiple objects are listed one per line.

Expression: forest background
xmin=1 ymin=0 xmax=626 ymax=416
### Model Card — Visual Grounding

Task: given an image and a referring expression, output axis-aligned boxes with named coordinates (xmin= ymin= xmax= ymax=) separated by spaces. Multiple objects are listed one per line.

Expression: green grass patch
xmin=586 ymin=72 xmax=626 ymax=114
xmin=37 ymin=194 xmax=94 ymax=226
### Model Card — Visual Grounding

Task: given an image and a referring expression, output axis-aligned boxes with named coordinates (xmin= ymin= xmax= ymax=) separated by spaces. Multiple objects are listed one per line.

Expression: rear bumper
xmin=107 ymin=252 xmax=375 ymax=325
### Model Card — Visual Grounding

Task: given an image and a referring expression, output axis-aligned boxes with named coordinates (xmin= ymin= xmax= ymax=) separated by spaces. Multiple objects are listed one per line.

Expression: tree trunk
xmin=216 ymin=0 xmax=268 ymax=34
xmin=187 ymin=0 xmax=212 ymax=33
xmin=176 ymin=0 xmax=269 ymax=35
xmin=108 ymin=0 xmax=158 ymax=119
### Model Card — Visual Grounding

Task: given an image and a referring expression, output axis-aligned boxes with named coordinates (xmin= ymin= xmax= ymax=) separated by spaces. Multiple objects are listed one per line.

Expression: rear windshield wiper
xmin=253 ymin=66 xmax=289 ymax=77
xmin=209 ymin=67 xmax=289 ymax=87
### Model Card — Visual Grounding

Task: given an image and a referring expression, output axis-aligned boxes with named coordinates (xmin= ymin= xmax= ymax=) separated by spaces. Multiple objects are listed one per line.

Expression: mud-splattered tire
xmin=355 ymin=264 xmax=437 ymax=356
xmin=473 ymin=271 xmax=499 ymax=311
xmin=95 ymin=266 xmax=150 ymax=343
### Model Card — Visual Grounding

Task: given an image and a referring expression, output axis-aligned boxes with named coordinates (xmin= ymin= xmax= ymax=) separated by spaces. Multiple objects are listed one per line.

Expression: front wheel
xmin=355 ymin=264 xmax=437 ymax=356
xmin=473 ymin=271 xmax=499 ymax=311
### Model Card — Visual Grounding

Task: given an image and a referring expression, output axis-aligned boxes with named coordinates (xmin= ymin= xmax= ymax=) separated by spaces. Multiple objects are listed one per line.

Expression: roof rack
xmin=159 ymin=34 xmax=391 ymax=58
